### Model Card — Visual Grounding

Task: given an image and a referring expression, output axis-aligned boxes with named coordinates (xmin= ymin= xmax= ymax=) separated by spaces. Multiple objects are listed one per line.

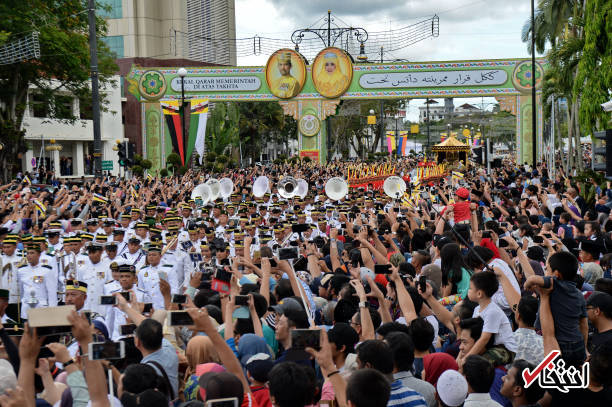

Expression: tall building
xmin=187 ymin=0 xmax=237 ymax=65
xmin=101 ymin=0 xmax=236 ymax=64
xmin=99 ymin=0 xmax=236 ymax=156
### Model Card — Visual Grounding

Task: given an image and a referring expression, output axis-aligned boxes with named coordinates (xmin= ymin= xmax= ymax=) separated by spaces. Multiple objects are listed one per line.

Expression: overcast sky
xmin=234 ymin=0 xmax=542 ymax=121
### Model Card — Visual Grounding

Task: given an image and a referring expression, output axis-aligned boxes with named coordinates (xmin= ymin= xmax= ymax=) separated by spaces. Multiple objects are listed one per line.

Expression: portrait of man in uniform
xmin=266 ymin=49 xmax=306 ymax=99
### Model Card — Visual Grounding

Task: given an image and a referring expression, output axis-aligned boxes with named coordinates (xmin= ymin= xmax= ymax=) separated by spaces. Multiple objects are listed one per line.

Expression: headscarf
xmin=423 ymin=352 xmax=459 ymax=387
xmin=237 ymin=333 xmax=273 ymax=367
xmin=185 ymin=336 xmax=220 ymax=376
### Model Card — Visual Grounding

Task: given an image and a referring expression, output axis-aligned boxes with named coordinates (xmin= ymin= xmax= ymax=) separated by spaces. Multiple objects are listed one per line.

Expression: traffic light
xmin=592 ymin=129 xmax=612 ymax=179
xmin=127 ymin=142 xmax=136 ymax=167
xmin=117 ymin=142 xmax=127 ymax=167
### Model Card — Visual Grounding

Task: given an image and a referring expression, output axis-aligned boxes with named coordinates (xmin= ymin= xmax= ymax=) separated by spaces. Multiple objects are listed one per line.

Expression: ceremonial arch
xmin=126 ymin=49 xmax=544 ymax=171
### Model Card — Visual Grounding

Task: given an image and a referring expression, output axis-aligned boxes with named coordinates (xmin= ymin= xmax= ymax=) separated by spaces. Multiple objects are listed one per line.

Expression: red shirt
xmin=250 ymin=386 xmax=272 ymax=407
xmin=451 ymin=201 xmax=471 ymax=222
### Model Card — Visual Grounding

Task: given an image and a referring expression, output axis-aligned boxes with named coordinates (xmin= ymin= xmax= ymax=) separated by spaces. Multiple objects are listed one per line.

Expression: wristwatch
xmin=358 ymin=301 xmax=367 ymax=308
xmin=62 ymin=358 xmax=76 ymax=368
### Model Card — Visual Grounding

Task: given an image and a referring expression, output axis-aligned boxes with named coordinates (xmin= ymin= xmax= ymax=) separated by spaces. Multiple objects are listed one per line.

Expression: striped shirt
xmin=388 ymin=380 xmax=427 ymax=407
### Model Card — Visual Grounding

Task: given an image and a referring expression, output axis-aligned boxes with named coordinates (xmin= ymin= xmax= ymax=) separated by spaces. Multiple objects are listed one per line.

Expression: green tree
xmin=0 ymin=0 xmax=117 ymax=181
xmin=206 ymin=102 xmax=240 ymax=156
xmin=573 ymin=0 xmax=611 ymax=133
xmin=238 ymin=102 xmax=286 ymax=162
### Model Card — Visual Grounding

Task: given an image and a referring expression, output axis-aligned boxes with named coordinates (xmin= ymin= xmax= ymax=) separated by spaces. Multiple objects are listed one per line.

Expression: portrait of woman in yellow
xmin=313 ymin=49 xmax=352 ymax=98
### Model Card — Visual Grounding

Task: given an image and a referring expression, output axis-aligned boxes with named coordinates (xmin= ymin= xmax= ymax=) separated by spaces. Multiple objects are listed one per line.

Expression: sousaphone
xmin=219 ymin=177 xmax=234 ymax=199
xmin=383 ymin=176 xmax=407 ymax=199
xmin=191 ymin=183 xmax=213 ymax=204
xmin=325 ymin=177 xmax=348 ymax=201
xmin=296 ymin=179 xmax=309 ymax=199
xmin=205 ymin=178 xmax=221 ymax=201
xmin=278 ymin=176 xmax=298 ymax=199
xmin=253 ymin=176 xmax=270 ymax=198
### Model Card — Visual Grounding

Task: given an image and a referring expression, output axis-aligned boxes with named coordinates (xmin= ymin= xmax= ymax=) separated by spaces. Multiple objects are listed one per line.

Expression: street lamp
xmin=45 ymin=139 xmax=63 ymax=175
xmin=366 ymin=109 xmax=376 ymax=160
xmin=178 ymin=67 xmax=188 ymax=166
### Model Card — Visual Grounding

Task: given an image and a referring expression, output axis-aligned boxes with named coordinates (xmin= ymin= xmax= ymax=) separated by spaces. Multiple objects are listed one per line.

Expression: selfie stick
xmin=419 ymin=191 xmax=494 ymax=273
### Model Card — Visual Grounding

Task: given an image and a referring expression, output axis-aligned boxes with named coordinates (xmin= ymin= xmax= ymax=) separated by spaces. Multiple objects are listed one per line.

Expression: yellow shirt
xmin=273 ymin=75 xmax=300 ymax=98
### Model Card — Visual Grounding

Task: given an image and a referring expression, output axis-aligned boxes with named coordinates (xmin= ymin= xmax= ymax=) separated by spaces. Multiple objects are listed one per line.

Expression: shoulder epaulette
xmin=140 ymin=265 xmax=149 ymax=270
xmin=42 ymin=264 xmax=53 ymax=269
xmin=18 ymin=264 xmax=27 ymax=268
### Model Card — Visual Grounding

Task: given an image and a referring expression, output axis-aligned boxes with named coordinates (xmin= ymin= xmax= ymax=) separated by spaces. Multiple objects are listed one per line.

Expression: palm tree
xmin=523 ymin=0 xmax=586 ymax=170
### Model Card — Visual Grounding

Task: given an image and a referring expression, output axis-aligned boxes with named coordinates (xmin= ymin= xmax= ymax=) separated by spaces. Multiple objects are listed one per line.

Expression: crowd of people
xmin=0 ymin=157 xmax=611 ymax=407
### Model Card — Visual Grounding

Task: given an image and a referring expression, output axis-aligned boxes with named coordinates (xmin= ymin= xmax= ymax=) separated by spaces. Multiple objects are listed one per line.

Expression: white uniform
xmin=76 ymin=258 xmax=111 ymax=315
xmin=1 ymin=253 xmax=24 ymax=304
xmin=17 ymin=262 xmax=58 ymax=319
xmin=137 ymin=263 xmax=179 ymax=310
xmin=120 ymin=249 xmax=146 ymax=267
xmin=106 ymin=285 xmax=147 ymax=340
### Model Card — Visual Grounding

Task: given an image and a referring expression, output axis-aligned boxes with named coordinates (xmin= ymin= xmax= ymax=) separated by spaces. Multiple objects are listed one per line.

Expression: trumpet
xmin=161 ymin=234 xmax=179 ymax=257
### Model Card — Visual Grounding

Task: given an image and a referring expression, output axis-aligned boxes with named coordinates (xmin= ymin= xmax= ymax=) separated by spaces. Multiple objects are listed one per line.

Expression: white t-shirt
xmin=473 ymin=301 xmax=517 ymax=352
xmin=488 ymin=258 xmax=520 ymax=312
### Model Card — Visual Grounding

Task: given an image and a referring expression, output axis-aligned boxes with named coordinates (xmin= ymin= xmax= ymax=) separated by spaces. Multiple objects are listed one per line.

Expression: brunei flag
xmin=190 ymin=99 xmax=209 ymax=164
xmin=130 ymin=186 xmax=139 ymax=199
xmin=23 ymin=175 xmax=31 ymax=185
xmin=93 ymin=193 xmax=109 ymax=204
xmin=452 ymin=171 xmax=464 ymax=180
xmin=160 ymin=100 xmax=185 ymax=165
xmin=34 ymin=199 xmax=46 ymax=216
xmin=146 ymin=173 xmax=154 ymax=182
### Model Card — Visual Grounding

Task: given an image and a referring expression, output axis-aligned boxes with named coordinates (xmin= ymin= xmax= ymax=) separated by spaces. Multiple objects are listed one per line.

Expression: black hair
xmin=459 ymin=317 xmax=484 ymax=342
xmin=135 ymin=319 xmax=163 ymax=351
xmin=385 ymin=331 xmax=415 ymax=372
xmin=548 ymin=251 xmax=579 ymax=281
xmin=463 ymin=355 xmax=495 ymax=393
xmin=517 ymin=295 xmax=539 ymax=327
xmin=194 ymin=288 xmax=220 ymax=308
xmin=470 ymin=271 xmax=499 ymax=298
xmin=510 ymin=359 xmax=545 ymax=402
xmin=409 ymin=318 xmax=434 ymax=352
xmin=346 ymin=369 xmax=391 ymax=407
xmin=235 ymin=318 xmax=255 ymax=336
xmin=587 ymin=292 xmax=612 ymax=319
xmin=204 ymin=304 xmax=223 ymax=324
xmin=399 ymin=262 xmax=417 ymax=278
xmin=274 ymin=279 xmax=293 ymax=301
xmin=334 ymin=299 xmax=357 ymax=324
xmin=406 ymin=286 xmax=425 ymax=315
xmin=268 ymin=362 xmax=312 ymax=407
xmin=594 ymin=278 xmax=612 ymax=296
xmin=121 ymin=364 xmax=169 ymax=397
xmin=590 ymin=346 xmax=612 ymax=387
xmin=356 ymin=340 xmax=394 ymax=374
xmin=441 ymin=243 xmax=471 ymax=295
xmin=280 ymin=304 xmax=308 ymax=328
xmin=466 ymin=246 xmax=494 ymax=270
xmin=376 ymin=322 xmax=412 ymax=339
xmin=354 ymin=306 xmax=382 ymax=330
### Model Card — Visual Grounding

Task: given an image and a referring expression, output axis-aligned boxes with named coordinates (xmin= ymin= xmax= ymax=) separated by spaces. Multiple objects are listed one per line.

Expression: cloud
xmin=265 ymin=0 xmax=530 ymax=27
xmin=234 ymin=0 xmax=537 ymax=68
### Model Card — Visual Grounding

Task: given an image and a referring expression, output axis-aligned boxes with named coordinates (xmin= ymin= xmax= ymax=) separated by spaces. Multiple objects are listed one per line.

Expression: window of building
xmin=55 ymin=95 xmax=74 ymax=119
xmin=30 ymin=93 xmax=48 ymax=118
xmin=102 ymin=35 xmax=124 ymax=58
xmin=79 ymin=96 xmax=93 ymax=120
xmin=98 ymin=0 xmax=122 ymax=19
